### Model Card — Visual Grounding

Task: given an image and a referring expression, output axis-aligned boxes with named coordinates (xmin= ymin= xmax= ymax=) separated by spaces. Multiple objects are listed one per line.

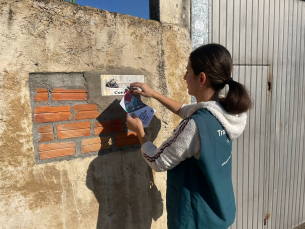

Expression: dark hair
xmin=189 ymin=44 xmax=252 ymax=115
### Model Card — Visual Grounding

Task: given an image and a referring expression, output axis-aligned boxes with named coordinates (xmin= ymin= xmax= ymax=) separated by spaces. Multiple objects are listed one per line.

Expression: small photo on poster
xmin=123 ymin=91 xmax=146 ymax=112
xmin=120 ymin=91 xmax=156 ymax=128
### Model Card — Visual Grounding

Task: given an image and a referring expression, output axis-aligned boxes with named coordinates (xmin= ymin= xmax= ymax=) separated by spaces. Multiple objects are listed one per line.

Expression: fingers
xmin=126 ymin=115 xmax=132 ymax=130
xmin=126 ymin=112 xmax=142 ymax=132
xmin=129 ymin=82 xmax=144 ymax=95
xmin=129 ymin=89 xmax=143 ymax=95
xmin=126 ymin=112 xmax=138 ymax=119
xmin=130 ymin=82 xmax=143 ymax=88
xmin=126 ymin=114 xmax=131 ymax=124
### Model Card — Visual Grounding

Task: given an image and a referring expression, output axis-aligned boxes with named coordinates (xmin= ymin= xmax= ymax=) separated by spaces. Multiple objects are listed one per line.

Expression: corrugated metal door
xmin=191 ymin=0 xmax=305 ymax=228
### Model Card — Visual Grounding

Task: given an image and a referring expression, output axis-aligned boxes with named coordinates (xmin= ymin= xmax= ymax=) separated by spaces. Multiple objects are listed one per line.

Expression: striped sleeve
xmin=141 ymin=118 xmax=201 ymax=172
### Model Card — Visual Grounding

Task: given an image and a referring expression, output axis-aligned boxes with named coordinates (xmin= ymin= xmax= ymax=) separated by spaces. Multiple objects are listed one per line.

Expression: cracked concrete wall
xmin=0 ymin=0 xmax=191 ymax=228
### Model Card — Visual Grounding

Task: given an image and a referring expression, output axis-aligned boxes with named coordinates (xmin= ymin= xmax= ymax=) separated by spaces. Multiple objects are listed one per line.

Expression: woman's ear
xmin=199 ymin=72 xmax=207 ymax=86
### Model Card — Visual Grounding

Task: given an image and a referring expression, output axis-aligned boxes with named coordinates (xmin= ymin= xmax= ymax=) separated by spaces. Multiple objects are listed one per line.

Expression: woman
xmin=126 ymin=44 xmax=252 ymax=229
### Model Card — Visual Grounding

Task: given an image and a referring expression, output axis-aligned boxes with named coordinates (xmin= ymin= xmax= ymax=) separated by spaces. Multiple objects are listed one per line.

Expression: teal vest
xmin=167 ymin=109 xmax=236 ymax=229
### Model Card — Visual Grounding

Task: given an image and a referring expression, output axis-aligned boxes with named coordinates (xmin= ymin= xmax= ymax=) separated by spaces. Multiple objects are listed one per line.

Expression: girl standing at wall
xmin=126 ymin=44 xmax=252 ymax=229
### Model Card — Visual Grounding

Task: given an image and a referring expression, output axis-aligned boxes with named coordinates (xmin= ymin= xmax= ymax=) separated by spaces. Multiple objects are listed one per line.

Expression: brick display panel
xmin=30 ymin=80 xmax=142 ymax=163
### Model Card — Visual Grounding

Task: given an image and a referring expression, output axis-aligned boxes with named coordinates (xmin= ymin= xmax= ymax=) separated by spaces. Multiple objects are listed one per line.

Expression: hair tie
xmin=225 ymin=77 xmax=233 ymax=85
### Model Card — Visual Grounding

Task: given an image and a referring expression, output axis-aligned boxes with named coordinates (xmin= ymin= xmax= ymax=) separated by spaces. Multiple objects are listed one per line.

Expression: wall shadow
xmin=86 ymin=98 xmax=163 ymax=228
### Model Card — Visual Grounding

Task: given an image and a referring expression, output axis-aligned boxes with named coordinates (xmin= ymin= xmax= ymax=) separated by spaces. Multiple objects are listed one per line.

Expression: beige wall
xmin=0 ymin=0 xmax=191 ymax=228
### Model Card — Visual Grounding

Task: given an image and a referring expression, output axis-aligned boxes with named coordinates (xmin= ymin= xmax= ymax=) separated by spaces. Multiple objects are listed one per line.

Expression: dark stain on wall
xmin=8 ymin=6 xmax=13 ymax=27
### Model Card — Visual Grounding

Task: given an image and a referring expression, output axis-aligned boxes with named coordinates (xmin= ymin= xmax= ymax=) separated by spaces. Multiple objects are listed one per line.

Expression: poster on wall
xmin=120 ymin=91 xmax=155 ymax=128
xmin=101 ymin=75 xmax=145 ymax=96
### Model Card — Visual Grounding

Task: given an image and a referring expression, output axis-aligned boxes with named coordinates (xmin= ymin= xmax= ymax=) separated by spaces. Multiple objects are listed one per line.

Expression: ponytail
xmin=219 ymin=80 xmax=252 ymax=115
xmin=190 ymin=44 xmax=252 ymax=115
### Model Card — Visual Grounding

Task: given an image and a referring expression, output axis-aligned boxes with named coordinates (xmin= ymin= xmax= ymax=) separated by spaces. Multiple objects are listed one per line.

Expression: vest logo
xmin=217 ymin=129 xmax=226 ymax=136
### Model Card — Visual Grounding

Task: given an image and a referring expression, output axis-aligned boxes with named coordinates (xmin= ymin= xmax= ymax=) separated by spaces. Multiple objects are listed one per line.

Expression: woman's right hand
xmin=129 ymin=82 xmax=156 ymax=98
xmin=130 ymin=82 xmax=183 ymax=115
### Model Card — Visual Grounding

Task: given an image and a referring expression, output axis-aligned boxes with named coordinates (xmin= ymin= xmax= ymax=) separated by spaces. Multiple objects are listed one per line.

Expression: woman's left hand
xmin=126 ymin=113 xmax=143 ymax=133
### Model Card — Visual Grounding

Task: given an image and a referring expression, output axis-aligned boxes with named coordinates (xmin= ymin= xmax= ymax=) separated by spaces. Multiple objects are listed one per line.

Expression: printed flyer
xmin=101 ymin=75 xmax=145 ymax=96
xmin=120 ymin=91 xmax=155 ymax=128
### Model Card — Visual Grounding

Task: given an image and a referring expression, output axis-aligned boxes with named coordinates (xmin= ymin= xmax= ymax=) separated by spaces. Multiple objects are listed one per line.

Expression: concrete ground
xmin=294 ymin=223 xmax=305 ymax=229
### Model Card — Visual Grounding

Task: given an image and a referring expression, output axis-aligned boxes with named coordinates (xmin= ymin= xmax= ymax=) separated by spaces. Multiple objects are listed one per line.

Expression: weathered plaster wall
xmin=0 ymin=0 xmax=191 ymax=228
xmin=150 ymin=0 xmax=191 ymax=29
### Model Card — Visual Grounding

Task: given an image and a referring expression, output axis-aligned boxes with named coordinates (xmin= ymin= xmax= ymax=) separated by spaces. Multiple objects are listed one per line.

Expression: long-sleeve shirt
xmin=141 ymin=101 xmax=247 ymax=172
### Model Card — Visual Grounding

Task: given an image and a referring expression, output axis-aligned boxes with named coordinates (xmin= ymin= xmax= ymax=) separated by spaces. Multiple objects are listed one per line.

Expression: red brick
xmin=38 ymin=133 xmax=54 ymax=142
xmin=75 ymin=111 xmax=100 ymax=120
xmin=115 ymin=137 xmax=140 ymax=147
xmin=115 ymin=132 xmax=140 ymax=147
xmin=74 ymin=104 xmax=98 ymax=112
xmin=39 ymin=142 xmax=75 ymax=152
xmin=34 ymin=112 xmax=72 ymax=123
xmin=52 ymin=93 xmax=87 ymax=101
xmin=82 ymin=137 xmax=111 ymax=145
xmin=39 ymin=148 xmax=75 ymax=160
xmin=38 ymin=125 xmax=53 ymax=133
xmin=36 ymin=88 xmax=48 ymax=93
xmin=35 ymin=92 xmax=48 ymax=102
xmin=81 ymin=137 xmax=112 ymax=153
xmin=93 ymin=119 xmax=124 ymax=135
xmin=115 ymin=132 xmax=138 ymax=140
xmin=95 ymin=119 xmax=123 ymax=127
xmin=81 ymin=144 xmax=100 ymax=153
xmin=57 ymin=121 xmax=91 ymax=131
xmin=34 ymin=106 xmax=71 ymax=114
xmin=81 ymin=143 xmax=111 ymax=153
xmin=52 ymin=88 xmax=87 ymax=93
xmin=38 ymin=125 xmax=54 ymax=142
xmin=52 ymin=88 xmax=87 ymax=101
xmin=57 ymin=128 xmax=91 ymax=139
xmin=94 ymin=125 xmax=124 ymax=135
